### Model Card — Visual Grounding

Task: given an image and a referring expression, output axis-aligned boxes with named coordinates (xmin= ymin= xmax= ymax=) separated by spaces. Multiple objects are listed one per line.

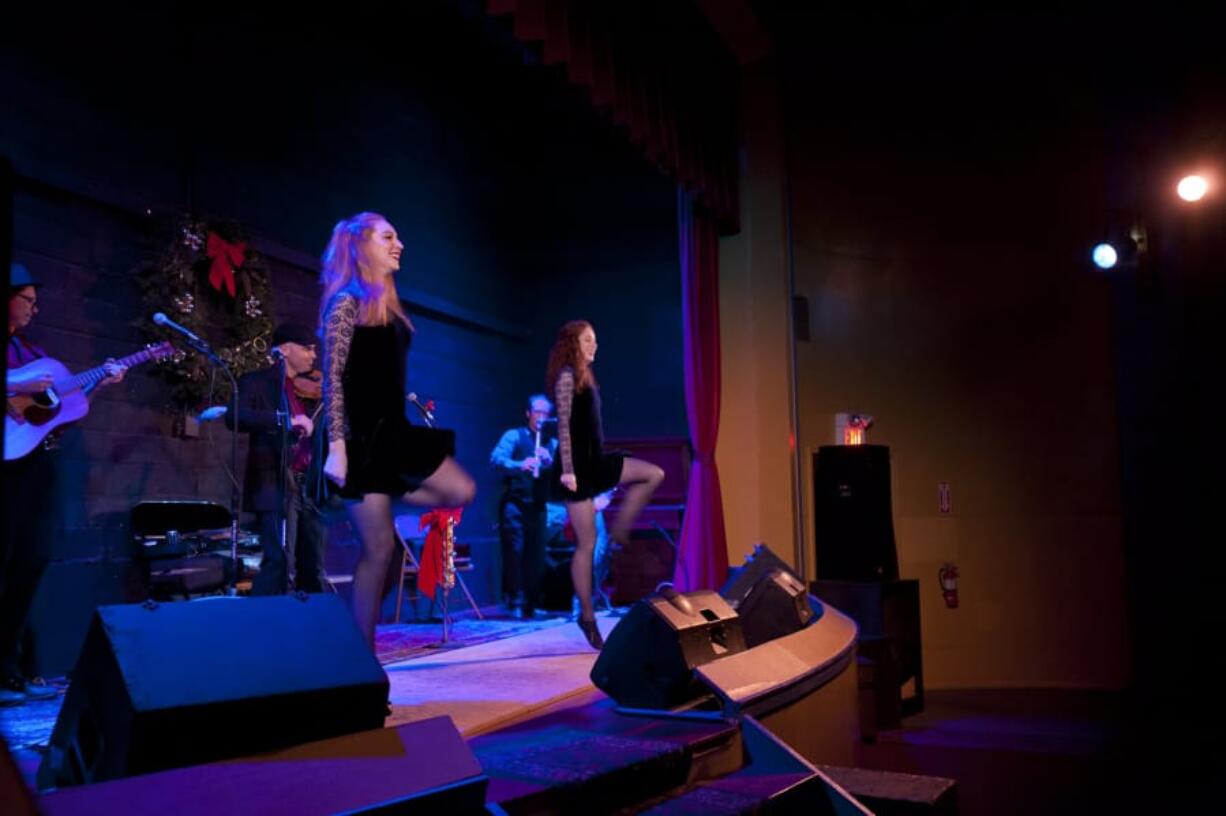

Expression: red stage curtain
xmin=486 ymin=0 xmax=740 ymax=234
xmin=487 ymin=0 xmax=737 ymax=588
xmin=675 ymin=189 xmax=728 ymax=590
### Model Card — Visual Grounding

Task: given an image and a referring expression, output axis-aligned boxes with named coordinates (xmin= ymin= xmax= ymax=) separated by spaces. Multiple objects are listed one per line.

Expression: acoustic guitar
xmin=5 ymin=341 xmax=174 ymax=460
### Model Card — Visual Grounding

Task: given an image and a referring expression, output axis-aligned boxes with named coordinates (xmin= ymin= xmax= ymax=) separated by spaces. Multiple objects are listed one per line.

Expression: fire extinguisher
xmin=938 ymin=563 xmax=959 ymax=608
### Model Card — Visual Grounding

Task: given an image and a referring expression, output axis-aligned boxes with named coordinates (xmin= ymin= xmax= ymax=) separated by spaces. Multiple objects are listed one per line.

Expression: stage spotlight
xmin=1176 ymin=174 xmax=1208 ymax=202
xmin=1091 ymin=212 xmax=1148 ymax=272
xmin=1092 ymin=242 xmax=1119 ymax=270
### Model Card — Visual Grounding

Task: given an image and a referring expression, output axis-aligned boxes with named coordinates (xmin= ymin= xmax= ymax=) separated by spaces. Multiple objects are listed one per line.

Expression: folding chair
xmin=393 ymin=513 xmax=483 ymax=625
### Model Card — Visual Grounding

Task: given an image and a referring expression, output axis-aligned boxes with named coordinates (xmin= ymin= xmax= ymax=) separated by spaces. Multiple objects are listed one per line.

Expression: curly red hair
xmin=546 ymin=320 xmax=596 ymax=394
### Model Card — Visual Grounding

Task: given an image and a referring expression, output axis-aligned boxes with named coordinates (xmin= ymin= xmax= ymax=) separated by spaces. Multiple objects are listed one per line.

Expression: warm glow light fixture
xmin=1176 ymin=174 xmax=1208 ymax=202
xmin=837 ymin=413 xmax=873 ymax=445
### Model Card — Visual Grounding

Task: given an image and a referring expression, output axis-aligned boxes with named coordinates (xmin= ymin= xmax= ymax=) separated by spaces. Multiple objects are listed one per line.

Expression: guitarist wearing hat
xmin=225 ymin=322 xmax=327 ymax=595
xmin=2 ymin=262 xmax=127 ymax=707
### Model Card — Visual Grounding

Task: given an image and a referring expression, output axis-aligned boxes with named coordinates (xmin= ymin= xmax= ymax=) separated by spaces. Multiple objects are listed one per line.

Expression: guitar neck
xmin=70 ymin=348 xmax=162 ymax=391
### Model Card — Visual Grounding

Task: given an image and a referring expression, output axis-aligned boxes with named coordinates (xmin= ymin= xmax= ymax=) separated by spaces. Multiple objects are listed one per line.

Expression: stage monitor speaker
xmin=3 ymin=737 xmax=38 ymax=816
xmin=737 ymin=569 xmax=813 ymax=649
xmin=813 ymin=445 xmax=899 ymax=581
xmin=37 ymin=716 xmax=487 ymax=816
xmin=37 ymin=594 xmax=389 ymax=789
xmin=720 ymin=543 xmax=814 ymax=648
xmin=590 ymin=590 xmax=746 ymax=710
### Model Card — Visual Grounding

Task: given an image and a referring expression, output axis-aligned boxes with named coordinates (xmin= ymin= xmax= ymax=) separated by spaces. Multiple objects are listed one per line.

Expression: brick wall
xmin=5 ymin=3 xmax=686 ymax=675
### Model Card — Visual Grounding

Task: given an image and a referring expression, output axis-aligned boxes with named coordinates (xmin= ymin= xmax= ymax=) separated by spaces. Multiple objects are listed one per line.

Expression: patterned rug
xmin=374 ymin=612 xmax=574 ymax=665
xmin=382 ymin=610 xmax=619 ymax=737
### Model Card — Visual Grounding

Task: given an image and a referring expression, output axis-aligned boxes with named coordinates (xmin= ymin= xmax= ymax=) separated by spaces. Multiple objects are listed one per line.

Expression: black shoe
xmin=577 ymin=617 xmax=604 ymax=650
xmin=3 ymin=674 xmax=58 ymax=702
xmin=23 ymin=677 xmax=59 ymax=700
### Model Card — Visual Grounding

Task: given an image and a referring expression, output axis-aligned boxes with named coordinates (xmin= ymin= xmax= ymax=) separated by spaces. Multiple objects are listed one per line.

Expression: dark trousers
xmin=252 ymin=470 xmax=327 ymax=595
xmin=1 ymin=446 xmax=57 ymax=678
xmin=500 ymin=498 xmax=546 ymax=612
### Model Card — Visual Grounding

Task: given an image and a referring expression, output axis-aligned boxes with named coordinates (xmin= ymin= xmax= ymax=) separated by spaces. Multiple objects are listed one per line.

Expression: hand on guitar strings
xmin=100 ymin=359 xmax=127 ymax=386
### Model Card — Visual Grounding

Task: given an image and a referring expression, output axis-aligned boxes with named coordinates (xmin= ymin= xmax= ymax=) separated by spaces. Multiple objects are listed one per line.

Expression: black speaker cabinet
xmin=737 ymin=569 xmax=813 ymax=648
xmin=38 ymin=594 xmax=389 ymax=789
xmin=590 ymin=590 xmax=746 ymax=710
xmin=37 ymin=717 xmax=487 ymax=815
xmin=813 ymin=445 xmax=899 ymax=581
xmin=720 ymin=542 xmax=799 ymax=607
xmin=720 ymin=543 xmax=813 ymax=648
xmin=812 ymin=579 xmax=923 ymax=728
xmin=3 ymin=736 xmax=38 ymax=816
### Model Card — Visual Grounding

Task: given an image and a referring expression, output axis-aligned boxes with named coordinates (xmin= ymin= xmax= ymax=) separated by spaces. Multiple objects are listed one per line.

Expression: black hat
xmin=9 ymin=263 xmax=40 ymax=290
xmin=272 ymin=322 xmax=317 ymax=347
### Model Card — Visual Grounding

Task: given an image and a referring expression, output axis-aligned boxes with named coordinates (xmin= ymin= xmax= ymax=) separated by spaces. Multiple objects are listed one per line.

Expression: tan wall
xmin=717 ymin=60 xmax=800 ymax=573
xmin=722 ymin=63 xmax=1132 ymax=690
xmin=789 ymin=237 xmax=1130 ymax=689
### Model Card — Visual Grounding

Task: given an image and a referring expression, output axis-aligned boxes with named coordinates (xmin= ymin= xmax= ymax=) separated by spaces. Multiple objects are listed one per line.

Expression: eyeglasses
xmin=13 ymin=293 xmax=38 ymax=307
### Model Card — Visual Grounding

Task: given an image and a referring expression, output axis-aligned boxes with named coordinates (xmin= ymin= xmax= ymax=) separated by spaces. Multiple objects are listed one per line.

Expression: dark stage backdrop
xmin=2 ymin=2 xmax=683 ymax=675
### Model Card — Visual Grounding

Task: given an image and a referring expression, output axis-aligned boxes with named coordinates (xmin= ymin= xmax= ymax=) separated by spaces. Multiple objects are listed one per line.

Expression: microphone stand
xmin=407 ymin=394 xmax=436 ymax=428
xmin=186 ymin=336 xmax=242 ymax=595
xmin=275 ymin=352 xmax=292 ymax=593
xmin=228 ymin=363 xmax=241 ymax=594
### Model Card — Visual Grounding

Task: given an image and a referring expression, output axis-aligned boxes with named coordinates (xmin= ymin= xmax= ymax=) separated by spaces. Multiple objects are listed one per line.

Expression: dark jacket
xmin=225 ymin=365 xmax=316 ymax=512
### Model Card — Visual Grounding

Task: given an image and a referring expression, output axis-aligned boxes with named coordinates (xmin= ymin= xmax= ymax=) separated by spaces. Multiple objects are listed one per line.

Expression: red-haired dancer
xmin=547 ymin=320 xmax=663 ymax=649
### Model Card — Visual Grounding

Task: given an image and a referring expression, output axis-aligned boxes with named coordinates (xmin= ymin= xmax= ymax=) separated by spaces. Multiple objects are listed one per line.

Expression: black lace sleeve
xmin=554 ymin=367 xmax=575 ymax=476
xmin=322 ymin=293 xmax=358 ymax=443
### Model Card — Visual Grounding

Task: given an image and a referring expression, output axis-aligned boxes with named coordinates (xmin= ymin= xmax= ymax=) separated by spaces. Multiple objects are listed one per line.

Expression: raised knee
xmin=455 ymin=474 xmax=477 ymax=506
xmin=649 ymin=464 xmax=665 ymax=487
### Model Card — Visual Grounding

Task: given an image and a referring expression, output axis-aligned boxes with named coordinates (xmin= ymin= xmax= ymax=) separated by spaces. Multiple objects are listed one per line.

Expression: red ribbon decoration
xmin=418 ymin=508 xmax=464 ymax=600
xmin=206 ymin=231 xmax=247 ymax=297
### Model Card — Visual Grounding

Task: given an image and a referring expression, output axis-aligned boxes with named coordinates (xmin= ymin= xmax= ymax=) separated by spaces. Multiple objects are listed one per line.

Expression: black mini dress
xmin=322 ymin=294 xmax=452 ymax=499
xmin=553 ymin=367 xmax=624 ymax=501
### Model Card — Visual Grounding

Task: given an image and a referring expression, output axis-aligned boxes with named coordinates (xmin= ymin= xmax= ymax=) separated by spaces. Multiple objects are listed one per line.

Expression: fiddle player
xmin=225 ymin=322 xmax=327 ymax=594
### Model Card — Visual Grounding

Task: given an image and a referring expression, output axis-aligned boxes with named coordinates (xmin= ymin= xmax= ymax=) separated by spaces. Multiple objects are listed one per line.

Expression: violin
xmin=287 ymin=370 xmax=324 ymax=472
xmin=292 ymin=369 xmax=322 ymax=402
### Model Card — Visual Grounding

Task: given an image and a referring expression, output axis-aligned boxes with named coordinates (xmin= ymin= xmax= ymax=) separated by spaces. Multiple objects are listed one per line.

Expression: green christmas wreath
xmin=135 ymin=216 xmax=276 ymax=409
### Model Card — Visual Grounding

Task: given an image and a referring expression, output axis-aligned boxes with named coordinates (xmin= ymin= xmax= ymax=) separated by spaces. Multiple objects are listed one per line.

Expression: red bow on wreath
xmin=206 ymin=231 xmax=247 ymax=297
xmin=418 ymin=508 xmax=464 ymax=600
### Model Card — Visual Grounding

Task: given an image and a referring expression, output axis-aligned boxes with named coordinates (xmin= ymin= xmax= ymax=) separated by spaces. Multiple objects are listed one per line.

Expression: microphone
xmin=152 ymin=312 xmax=205 ymax=345
xmin=196 ymin=405 xmax=228 ymax=423
xmin=406 ymin=392 xmax=435 ymax=426
xmin=655 ymin=583 xmax=695 ymax=616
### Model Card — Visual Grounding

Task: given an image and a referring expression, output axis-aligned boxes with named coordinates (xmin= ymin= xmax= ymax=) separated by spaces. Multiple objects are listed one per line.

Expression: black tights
xmin=346 ymin=457 xmax=475 ymax=651
xmin=566 ymin=457 xmax=663 ymax=622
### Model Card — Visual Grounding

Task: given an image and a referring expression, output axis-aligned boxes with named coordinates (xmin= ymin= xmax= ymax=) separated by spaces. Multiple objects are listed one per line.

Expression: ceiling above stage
xmin=692 ymin=1 xmax=1225 ymax=249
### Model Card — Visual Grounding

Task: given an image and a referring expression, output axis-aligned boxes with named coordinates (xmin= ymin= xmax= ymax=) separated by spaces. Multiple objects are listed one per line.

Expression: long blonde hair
xmin=318 ymin=211 xmax=413 ymax=330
